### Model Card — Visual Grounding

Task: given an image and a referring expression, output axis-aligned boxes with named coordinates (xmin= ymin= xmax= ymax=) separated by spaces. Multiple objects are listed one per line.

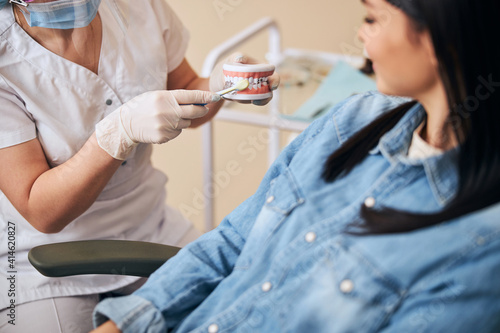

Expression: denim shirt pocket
xmin=265 ymin=167 xmax=305 ymax=215
xmin=280 ymin=239 xmax=404 ymax=332
xmin=329 ymin=241 xmax=403 ymax=326
xmin=235 ymin=167 xmax=305 ymax=269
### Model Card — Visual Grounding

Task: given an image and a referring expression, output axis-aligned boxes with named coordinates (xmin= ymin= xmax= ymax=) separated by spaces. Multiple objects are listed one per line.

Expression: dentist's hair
xmin=323 ymin=0 xmax=500 ymax=234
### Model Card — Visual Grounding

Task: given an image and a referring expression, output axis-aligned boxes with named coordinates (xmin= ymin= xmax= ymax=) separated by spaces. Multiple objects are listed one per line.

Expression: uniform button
xmin=339 ymin=279 xmax=354 ymax=294
xmin=364 ymin=197 xmax=376 ymax=208
xmin=106 ymin=99 xmax=113 ymax=106
xmin=266 ymin=196 xmax=275 ymax=204
xmin=261 ymin=282 xmax=272 ymax=292
xmin=208 ymin=324 xmax=219 ymax=333
xmin=121 ymin=160 xmax=127 ymax=166
xmin=305 ymin=232 xmax=316 ymax=243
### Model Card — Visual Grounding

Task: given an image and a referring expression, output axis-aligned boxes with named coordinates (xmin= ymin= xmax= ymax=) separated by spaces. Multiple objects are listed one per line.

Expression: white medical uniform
xmin=0 ymin=0 xmax=193 ymax=309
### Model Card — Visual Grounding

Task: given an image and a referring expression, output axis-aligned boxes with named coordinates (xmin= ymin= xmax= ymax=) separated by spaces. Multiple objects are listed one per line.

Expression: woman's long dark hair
xmin=323 ymin=0 xmax=500 ymax=234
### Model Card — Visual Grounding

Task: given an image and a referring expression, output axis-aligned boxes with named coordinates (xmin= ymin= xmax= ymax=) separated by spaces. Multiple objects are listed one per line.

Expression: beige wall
xmin=152 ymin=0 xmax=366 ymax=231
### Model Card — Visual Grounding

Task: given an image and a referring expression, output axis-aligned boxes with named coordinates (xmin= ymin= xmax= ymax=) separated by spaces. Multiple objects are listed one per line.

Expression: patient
xmin=92 ymin=0 xmax=500 ymax=331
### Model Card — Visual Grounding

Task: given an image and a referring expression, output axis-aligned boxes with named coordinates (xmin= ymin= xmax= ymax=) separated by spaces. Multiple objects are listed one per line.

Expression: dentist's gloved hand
xmin=209 ymin=52 xmax=280 ymax=106
xmin=95 ymin=90 xmax=220 ymax=160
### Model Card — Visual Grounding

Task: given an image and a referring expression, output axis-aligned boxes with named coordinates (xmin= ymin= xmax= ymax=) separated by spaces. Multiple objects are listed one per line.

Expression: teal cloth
xmin=284 ymin=60 xmax=377 ymax=122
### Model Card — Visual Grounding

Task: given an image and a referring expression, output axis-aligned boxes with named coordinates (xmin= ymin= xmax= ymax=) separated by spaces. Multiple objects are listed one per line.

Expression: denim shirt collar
xmin=373 ymin=102 xmax=460 ymax=207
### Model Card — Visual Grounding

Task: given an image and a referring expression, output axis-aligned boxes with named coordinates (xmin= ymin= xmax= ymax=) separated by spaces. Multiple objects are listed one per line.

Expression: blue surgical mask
xmin=14 ymin=0 xmax=102 ymax=29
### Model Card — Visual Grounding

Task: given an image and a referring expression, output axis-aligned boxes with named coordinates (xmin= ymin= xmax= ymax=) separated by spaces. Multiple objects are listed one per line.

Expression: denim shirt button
xmin=266 ymin=196 xmax=275 ymax=204
xmin=261 ymin=282 xmax=272 ymax=292
xmin=208 ymin=324 xmax=219 ymax=333
xmin=305 ymin=232 xmax=316 ymax=243
xmin=364 ymin=197 xmax=376 ymax=208
xmin=339 ymin=279 xmax=354 ymax=294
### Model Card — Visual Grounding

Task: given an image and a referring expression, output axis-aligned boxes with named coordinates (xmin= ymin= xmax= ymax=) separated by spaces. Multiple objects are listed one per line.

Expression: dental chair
xmin=28 ymin=240 xmax=180 ymax=277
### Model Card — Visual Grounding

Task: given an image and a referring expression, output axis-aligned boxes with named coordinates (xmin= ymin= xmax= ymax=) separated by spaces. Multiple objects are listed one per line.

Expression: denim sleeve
xmin=92 ymin=96 xmax=355 ymax=332
xmin=93 ymin=295 xmax=166 ymax=332
xmin=379 ymin=238 xmax=500 ymax=333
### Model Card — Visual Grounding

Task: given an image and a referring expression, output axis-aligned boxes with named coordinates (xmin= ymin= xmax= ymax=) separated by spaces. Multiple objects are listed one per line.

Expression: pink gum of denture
xmin=222 ymin=63 xmax=275 ymax=101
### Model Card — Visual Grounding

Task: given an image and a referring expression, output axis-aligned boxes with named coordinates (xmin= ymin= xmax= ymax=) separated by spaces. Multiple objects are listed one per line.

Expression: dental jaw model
xmin=222 ymin=63 xmax=275 ymax=101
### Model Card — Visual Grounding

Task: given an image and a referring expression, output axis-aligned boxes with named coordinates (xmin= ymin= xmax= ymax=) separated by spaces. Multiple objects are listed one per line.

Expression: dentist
xmin=0 ymin=0 xmax=277 ymax=331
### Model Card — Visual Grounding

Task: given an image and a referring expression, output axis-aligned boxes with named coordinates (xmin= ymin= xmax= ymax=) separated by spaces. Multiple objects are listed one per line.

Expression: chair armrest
xmin=28 ymin=240 xmax=181 ymax=278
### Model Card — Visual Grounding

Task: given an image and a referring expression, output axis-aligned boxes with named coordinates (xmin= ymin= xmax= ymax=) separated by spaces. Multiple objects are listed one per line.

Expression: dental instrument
xmin=183 ymin=79 xmax=249 ymax=106
xmin=216 ymin=78 xmax=250 ymax=97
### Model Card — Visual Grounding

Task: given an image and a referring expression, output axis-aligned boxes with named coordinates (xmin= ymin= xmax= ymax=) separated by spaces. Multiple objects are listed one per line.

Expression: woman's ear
xmin=421 ymin=30 xmax=439 ymax=68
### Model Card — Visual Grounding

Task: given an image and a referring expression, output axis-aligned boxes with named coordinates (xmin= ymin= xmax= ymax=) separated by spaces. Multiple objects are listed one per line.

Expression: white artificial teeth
xmin=224 ymin=75 xmax=270 ymax=91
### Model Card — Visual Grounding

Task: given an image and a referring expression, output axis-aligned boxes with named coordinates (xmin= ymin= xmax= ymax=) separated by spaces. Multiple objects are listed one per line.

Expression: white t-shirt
xmin=0 ymin=0 xmax=191 ymax=308
xmin=407 ymin=121 xmax=444 ymax=160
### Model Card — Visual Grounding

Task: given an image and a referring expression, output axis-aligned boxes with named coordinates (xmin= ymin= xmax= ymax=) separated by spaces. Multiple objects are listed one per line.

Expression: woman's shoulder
xmin=323 ymin=91 xmax=413 ymax=142
xmin=335 ymin=90 xmax=410 ymax=111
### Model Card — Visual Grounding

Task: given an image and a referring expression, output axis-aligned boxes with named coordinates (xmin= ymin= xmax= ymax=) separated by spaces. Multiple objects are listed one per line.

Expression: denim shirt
xmin=94 ymin=92 xmax=500 ymax=332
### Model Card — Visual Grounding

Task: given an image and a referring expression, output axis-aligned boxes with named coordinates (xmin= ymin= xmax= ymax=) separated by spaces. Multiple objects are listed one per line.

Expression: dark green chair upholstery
xmin=28 ymin=240 xmax=180 ymax=278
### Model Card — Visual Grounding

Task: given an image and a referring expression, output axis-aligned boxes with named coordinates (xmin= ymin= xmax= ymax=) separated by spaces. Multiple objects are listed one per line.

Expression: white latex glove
xmin=209 ymin=52 xmax=280 ymax=106
xmin=96 ymin=89 xmax=220 ymax=160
